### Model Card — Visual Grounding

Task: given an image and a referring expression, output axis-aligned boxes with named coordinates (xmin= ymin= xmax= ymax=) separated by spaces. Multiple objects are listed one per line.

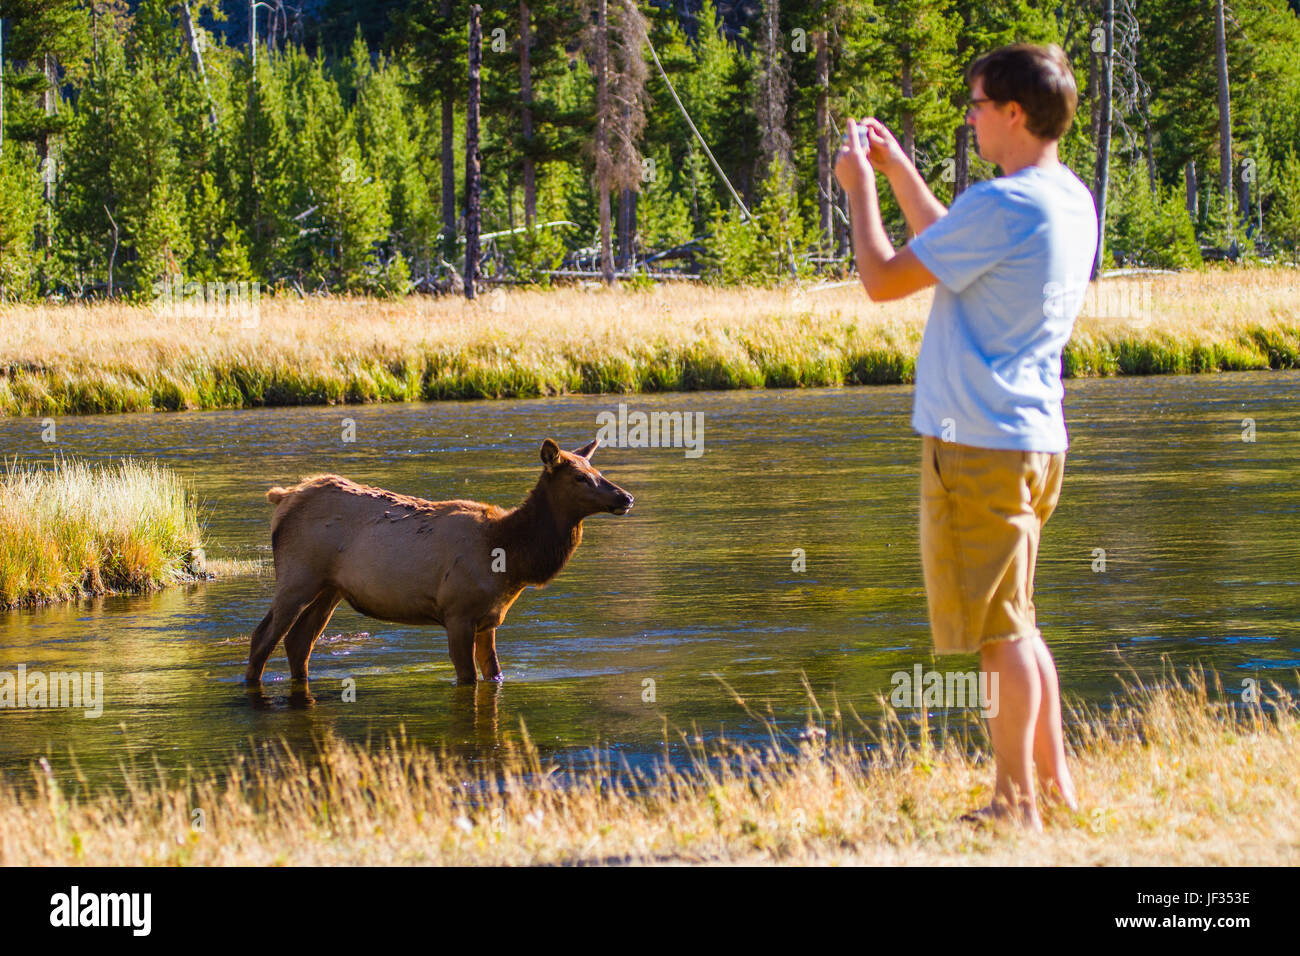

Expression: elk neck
xmin=489 ymin=478 xmax=584 ymax=588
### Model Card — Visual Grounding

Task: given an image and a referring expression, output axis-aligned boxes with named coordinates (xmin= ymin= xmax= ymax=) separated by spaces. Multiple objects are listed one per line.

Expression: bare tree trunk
xmin=815 ymin=28 xmax=831 ymax=246
xmin=105 ymin=204 xmax=119 ymax=298
xmin=1238 ymin=159 xmax=1250 ymax=230
xmin=1185 ymin=159 xmax=1197 ymax=219
xmin=520 ymin=2 xmax=536 ymax=229
xmin=181 ymin=2 xmax=219 ymax=128
xmin=507 ymin=168 xmax=515 ymax=234
xmin=1088 ymin=46 xmax=1099 ymax=144
xmin=465 ymin=4 xmax=482 ymax=300
xmin=901 ymin=53 xmax=915 ymax=167
xmin=900 ymin=51 xmax=916 ymax=238
xmin=1134 ymin=27 xmax=1157 ymax=192
xmin=618 ymin=188 xmax=637 ymax=268
xmin=274 ymin=0 xmax=286 ymax=54
xmin=616 ymin=188 xmax=626 ymax=269
xmin=755 ymin=0 xmax=790 ymax=177
xmin=954 ymin=124 xmax=970 ymax=197
xmin=247 ymin=15 xmax=261 ymax=250
xmin=38 ymin=53 xmax=58 ymax=249
xmin=688 ymin=140 xmax=699 ymax=225
xmin=596 ymin=0 xmax=613 ymax=284
xmin=837 ymin=184 xmax=847 ymax=256
xmin=1 ymin=17 xmax=6 ymax=161
xmin=1092 ymin=0 xmax=1113 ymax=278
xmin=441 ymin=0 xmax=457 ymax=262
xmin=583 ymin=0 xmax=646 ymax=281
xmin=1214 ymin=0 xmax=1233 ymax=232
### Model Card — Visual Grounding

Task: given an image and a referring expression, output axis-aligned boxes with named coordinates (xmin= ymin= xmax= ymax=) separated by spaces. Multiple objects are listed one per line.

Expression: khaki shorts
xmin=920 ymin=434 xmax=1064 ymax=655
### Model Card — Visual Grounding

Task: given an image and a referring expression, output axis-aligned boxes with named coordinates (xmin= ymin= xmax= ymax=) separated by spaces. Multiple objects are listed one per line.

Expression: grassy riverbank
xmin=1 ymin=268 xmax=1297 ymax=418
xmin=2 ymin=671 xmax=1293 ymax=865
xmin=0 ymin=459 xmax=205 ymax=609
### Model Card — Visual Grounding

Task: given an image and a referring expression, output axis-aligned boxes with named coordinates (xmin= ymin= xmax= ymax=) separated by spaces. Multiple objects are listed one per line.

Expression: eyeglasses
xmin=965 ymin=96 xmax=996 ymax=113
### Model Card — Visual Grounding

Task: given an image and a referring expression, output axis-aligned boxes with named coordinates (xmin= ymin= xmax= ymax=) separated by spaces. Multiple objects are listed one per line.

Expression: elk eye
xmin=573 ymin=473 xmax=587 ymax=483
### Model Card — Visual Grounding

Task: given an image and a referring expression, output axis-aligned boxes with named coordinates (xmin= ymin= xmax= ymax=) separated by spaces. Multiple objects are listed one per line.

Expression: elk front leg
xmin=445 ymin=619 xmax=477 ymax=685
xmin=474 ymin=627 xmax=502 ymax=682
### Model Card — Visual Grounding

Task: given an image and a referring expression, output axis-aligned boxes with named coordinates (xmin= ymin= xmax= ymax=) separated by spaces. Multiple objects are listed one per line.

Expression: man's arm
xmin=887 ymin=159 xmax=949 ymax=237
xmin=834 ymin=120 xmax=939 ymax=302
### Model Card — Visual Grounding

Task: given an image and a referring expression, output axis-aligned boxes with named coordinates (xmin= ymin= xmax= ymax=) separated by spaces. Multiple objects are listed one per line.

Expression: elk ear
xmin=573 ymin=438 xmax=599 ymax=460
xmin=540 ymin=438 xmax=562 ymax=470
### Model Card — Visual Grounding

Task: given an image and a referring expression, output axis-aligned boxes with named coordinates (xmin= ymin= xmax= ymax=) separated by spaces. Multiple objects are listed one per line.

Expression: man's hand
xmin=858 ymin=118 xmax=909 ymax=178
xmin=834 ymin=119 xmax=874 ymax=196
xmin=855 ymin=117 xmax=946 ymax=236
xmin=833 ymin=116 xmax=940 ymax=303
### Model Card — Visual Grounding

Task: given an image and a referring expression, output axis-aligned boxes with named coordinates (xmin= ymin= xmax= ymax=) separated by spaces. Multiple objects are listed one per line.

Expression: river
xmin=1 ymin=370 xmax=1296 ymax=786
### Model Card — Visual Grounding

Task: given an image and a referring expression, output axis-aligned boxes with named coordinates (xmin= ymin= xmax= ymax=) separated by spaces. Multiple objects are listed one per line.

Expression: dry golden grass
xmin=2 ymin=669 xmax=1294 ymax=866
xmin=200 ymin=556 xmax=268 ymax=577
xmin=2 ymin=267 xmax=1296 ymax=416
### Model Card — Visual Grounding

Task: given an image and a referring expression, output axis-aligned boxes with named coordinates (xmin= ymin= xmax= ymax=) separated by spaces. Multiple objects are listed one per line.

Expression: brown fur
xmin=245 ymin=438 xmax=633 ymax=685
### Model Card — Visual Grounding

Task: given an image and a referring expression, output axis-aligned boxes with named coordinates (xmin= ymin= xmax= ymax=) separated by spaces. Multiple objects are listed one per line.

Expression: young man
xmin=833 ymin=43 xmax=1098 ymax=829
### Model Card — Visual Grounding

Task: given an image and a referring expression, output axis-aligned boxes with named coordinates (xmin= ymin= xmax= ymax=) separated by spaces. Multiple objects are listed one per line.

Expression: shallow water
xmin=1 ymin=371 xmax=1297 ymax=786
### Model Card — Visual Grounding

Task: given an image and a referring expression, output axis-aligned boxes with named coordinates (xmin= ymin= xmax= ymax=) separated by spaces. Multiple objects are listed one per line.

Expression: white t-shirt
xmin=907 ymin=162 xmax=1099 ymax=453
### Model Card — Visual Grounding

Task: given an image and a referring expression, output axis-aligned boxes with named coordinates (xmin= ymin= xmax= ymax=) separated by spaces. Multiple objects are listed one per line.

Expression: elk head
xmin=539 ymin=438 xmax=634 ymax=518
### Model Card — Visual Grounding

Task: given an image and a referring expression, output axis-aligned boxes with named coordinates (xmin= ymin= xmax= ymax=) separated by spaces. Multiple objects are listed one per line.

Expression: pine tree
xmin=1266 ymin=146 xmax=1300 ymax=263
xmin=395 ymin=0 xmax=468 ymax=264
xmin=353 ymin=34 xmax=440 ymax=277
xmin=54 ymin=23 xmax=125 ymax=293
xmin=752 ymin=0 xmax=790 ymax=179
xmin=286 ymin=54 xmax=390 ymax=290
xmin=948 ymin=0 xmax=1059 ymax=198
xmin=0 ymin=0 xmax=90 ymax=273
xmin=641 ymin=0 xmax=736 ymax=231
xmin=857 ymin=0 xmax=961 ymax=235
xmin=580 ymin=0 xmax=649 ymax=283
xmin=0 ymin=144 xmax=39 ymax=297
xmin=113 ymin=48 xmax=191 ymax=293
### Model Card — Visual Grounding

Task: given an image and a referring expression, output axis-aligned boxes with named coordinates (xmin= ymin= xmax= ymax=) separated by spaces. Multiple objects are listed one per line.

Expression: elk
xmin=245 ymin=438 xmax=633 ymax=685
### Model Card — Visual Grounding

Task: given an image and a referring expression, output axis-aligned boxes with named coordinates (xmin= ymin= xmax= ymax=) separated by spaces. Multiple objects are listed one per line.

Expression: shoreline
xmin=0 ymin=672 xmax=1293 ymax=865
xmin=2 ymin=271 xmax=1296 ymax=419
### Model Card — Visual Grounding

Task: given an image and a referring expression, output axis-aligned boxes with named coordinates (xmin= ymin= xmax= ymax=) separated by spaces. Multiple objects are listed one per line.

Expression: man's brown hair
xmin=966 ymin=43 xmax=1078 ymax=141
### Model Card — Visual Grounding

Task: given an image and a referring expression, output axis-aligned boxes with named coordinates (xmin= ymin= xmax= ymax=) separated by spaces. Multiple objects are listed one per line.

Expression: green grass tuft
xmin=0 ymin=458 xmax=206 ymax=609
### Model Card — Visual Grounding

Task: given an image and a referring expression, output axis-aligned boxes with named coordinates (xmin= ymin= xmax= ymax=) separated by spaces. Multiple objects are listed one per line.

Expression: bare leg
xmin=474 ymin=627 xmax=502 ymax=682
xmin=979 ymin=637 xmax=1043 ymax=830
xmin=1030 ymin=633 xmax=1077 ymax=810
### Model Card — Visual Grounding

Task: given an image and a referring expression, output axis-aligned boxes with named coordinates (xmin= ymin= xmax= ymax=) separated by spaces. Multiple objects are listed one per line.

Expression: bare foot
xmin=1038 ymin=778 xmax=1079 ymax=813
xmin=957 ymin=804 xmax=1002 ymax=826
xmin=958 ymin=802 xmax=1043 ymax=832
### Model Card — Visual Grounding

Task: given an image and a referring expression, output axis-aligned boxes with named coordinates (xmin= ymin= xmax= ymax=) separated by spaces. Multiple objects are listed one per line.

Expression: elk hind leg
xmin=244 ymin=579 xmax=322 ymax=683
xmin=283 ymin=591 xmax=341 ymax=682
xmin=246 ymin=611 xmax=279 ymax=683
